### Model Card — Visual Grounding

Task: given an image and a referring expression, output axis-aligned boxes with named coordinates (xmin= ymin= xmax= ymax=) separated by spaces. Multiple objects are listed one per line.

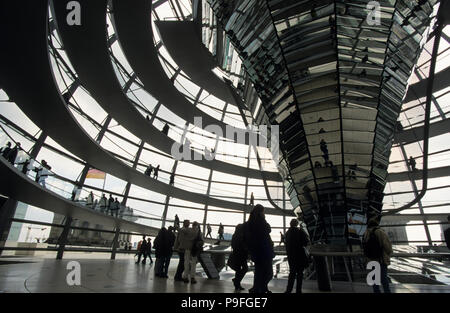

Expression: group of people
xmin=136 ymin=236 xmax=154 ymax=265
xmin=1 ymin=141 xmax=21 ymax=164
xmin=227 ymin=204 xmax=310 ymax=293
xmin=76 ymin=191 xmax=134 ymax=219
xmin=144 ymin=164 xmax=160 ymax=180
xmin=1 ymin=141 xmax=53 ymax=188
xmin=134 ymin=218 xmax=204 ymax=283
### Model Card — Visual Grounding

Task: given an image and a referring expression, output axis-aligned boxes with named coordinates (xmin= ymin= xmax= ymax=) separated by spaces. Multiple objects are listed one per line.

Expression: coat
xmin=244 ymin=219 xmax=274 ymax=263
xmin=173 ymin=226 xmax=197 ymax=252
xmin=285 ymin=227 xmax=309 ymax=268
xmin=363 ymin=227 xmax=393 ymax=265
xmin=230 ymin=223 xmax=248 ymax=263
xmin=154 ymin=229 xmax=172 ymax=258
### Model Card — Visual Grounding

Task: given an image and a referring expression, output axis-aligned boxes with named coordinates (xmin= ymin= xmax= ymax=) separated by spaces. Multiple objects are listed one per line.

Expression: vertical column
xmin=122 ymin=140 xmax=145 ymax=205
xmin=282 ymin=184 xmax=286 ymax=233
xmin=0 ymin=198 xmax=19 ymax=255
xmin=161 ymin=121 xmax=190 ymax=228
xmin=202 ymin=102 xmax=227 ymax=233
xmin=111 ymin=227 xmax=121 ymax=260
xmin=56 ymin=216 xmax=73 ymax=260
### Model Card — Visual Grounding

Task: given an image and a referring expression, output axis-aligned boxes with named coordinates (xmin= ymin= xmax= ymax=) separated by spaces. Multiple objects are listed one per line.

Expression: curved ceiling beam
xmin=403 ymin=66 xmax=450 ymax=104
xmin=155 ymin=20 xmax=237 ymax=105
xmin=110 ymin=0 xmax=262 ymax=144
xmin=51 ymin=0 xmax=280 ymax=182
xmin=386 ymin=165 xmax=450 ymax=183
xmin=394 ymin=118 xmax=450 ymax=145
xmin=0 ymin=0 xmax=287 ymax=217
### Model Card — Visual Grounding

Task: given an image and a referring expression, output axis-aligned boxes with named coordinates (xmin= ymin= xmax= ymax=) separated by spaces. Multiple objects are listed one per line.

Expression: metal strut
xmin=383 ymin=2 xmax=448 ymax=216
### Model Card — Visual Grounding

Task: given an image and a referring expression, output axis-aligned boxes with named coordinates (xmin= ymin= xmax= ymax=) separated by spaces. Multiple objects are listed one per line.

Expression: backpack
xmin=363 ymin=228 xmax=383 ymax=259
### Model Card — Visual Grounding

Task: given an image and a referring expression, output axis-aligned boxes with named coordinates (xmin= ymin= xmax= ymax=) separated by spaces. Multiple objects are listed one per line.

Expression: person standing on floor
xmin=136 ymin=235 xmax=148 ymax=264
xmin=206 ymin=223 xmax=212 ymax=238
xmin=244 ymin=204 xmax=274 ymax=293
xmin=144 ymin=237 xmax=153 ymax=265
xmin=163 ymin=226 xmax=176 ymax=278
xmin=363 ymin=217 xmax=393 ymax=293
xmin=173 ymin=220 xmax=191 ymax=281
xmin=154 ymin=227 xmax=168 ymax=277
xmin=218 ymin=223 xmax=224 ymax=241
xmin=186 ymin=221 xmax=204 ymax=284
xmin=228 ymin=223 xmax=248 ymax=292
xmin=284 ymin=218 xmax=310 ymax=293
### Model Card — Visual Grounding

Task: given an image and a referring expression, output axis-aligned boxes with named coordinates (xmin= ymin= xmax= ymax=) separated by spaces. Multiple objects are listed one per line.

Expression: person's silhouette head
xmin=290 ymin=218 xmax=299 ymax=227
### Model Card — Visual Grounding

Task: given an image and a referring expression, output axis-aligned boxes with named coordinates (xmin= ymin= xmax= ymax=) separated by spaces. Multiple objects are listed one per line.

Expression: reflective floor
xmin=0 ymin=253 xmax=449 ymax=293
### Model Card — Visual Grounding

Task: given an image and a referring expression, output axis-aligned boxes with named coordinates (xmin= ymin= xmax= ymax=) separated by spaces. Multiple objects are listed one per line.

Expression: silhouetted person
xmin=17 ymin=158 xmax=30 ymax=174
xmin=169 ymin=172 xmax=175 ymax=186
xmin=111 ymin=198 xmax=120 ymax=217
xmin=154 ymin=226 xmax=175 ymax=278
xmin=86 ymin=191 xmax=94 ymax=208
xmin=6 ymin=142 xmax=20 ymax=164
xmin=218 ymin=223 xmax=225 ymax=241
xmin=363 ymin=218 xmax=393 ymax=293
xmin=108 ymin=194 xmax=114 ymax=215
xmin=99 ymin=194 xmax=107 ymax=213
xmin=314 ymin=161 xmax=322 ymax=168
xmin=162 ymin=123 xmax=169 ymax=135
xmin=34 ymin=160 xmax=52 ymax=188
xmin=174 ymin=214 xmax=180 ymax=230
xmin=144 ymin=237 xmax=153 ymax=264
xmin=244 ymin=204 xmax=274 ymax=293
xmin=320 ymin=139 xmax=329 ymax=162
xmin=145 ymin=164 xmax=153 ymax=176
xmin=136 ymin=235 xmax=148 ymax=264
xmin=280 ymin=232 xmax=285 ymax=245
xmin=154 ymin=227 xmax=168 ymax=277
xmin=229 ymin=223 xmax=248 ymax=291
xmin=409 ymin=156 xmax=417 ymax=171
xmin=444 ymin=215 xmax=450 ymax=250
xmin=153 ymin=165 xmax=160 ymax=179
xmin=284 ymin=219 xmax=309 ymax=293
xmin=206 ymin=223 xmax=212 ymax=238
xmin=146 ymin=115 xmax=150 ymax=121
xmin=1 ymin=142 xmax=12 ymax=158
xmin=249 ymin=192 xmax=254 ymax=206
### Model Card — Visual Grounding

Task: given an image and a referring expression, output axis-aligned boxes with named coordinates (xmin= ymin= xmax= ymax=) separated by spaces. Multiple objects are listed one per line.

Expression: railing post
xmin=111 ymin=227 xmax=120 ymax=260
xmin=56 ymin=216 xmax=73 ymax=260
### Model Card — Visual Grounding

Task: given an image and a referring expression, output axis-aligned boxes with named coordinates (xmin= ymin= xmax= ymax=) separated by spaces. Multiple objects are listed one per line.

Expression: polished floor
xmin=0 ymin=253 xmax=449 ymax=293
